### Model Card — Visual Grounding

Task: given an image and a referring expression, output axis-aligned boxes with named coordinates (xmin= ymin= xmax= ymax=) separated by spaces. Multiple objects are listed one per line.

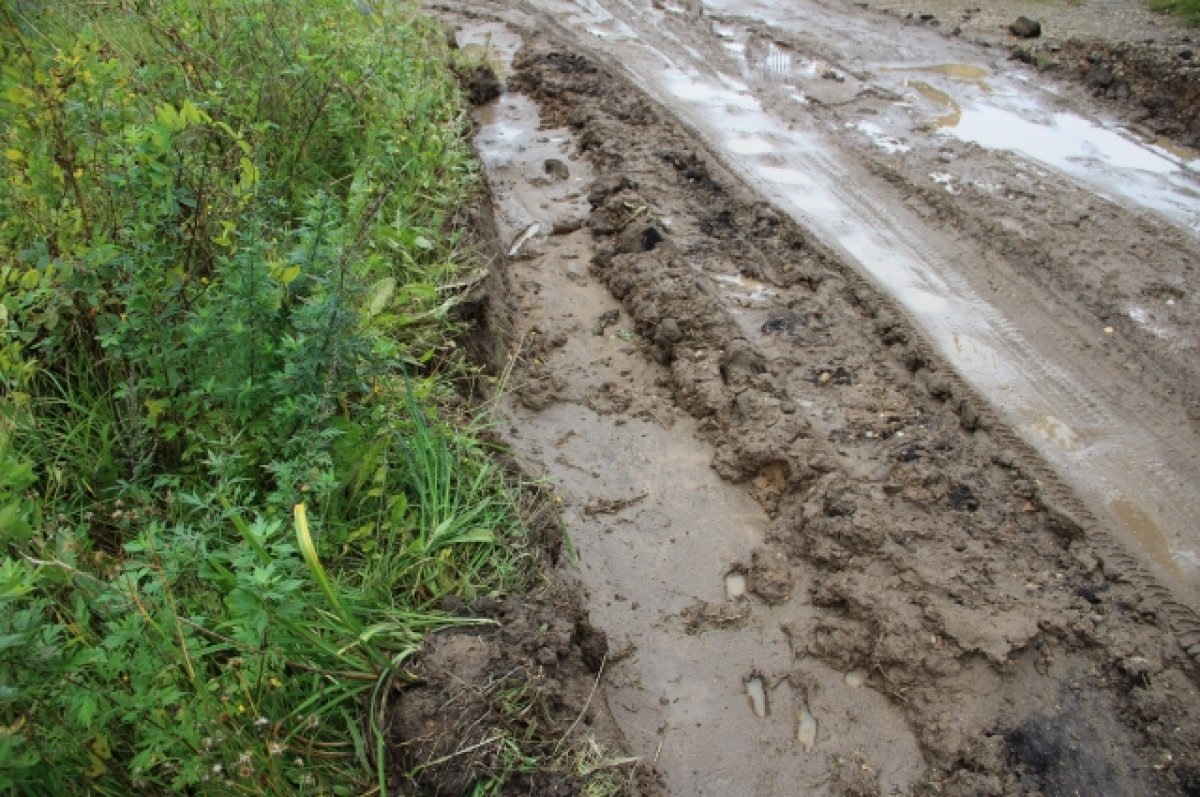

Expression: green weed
xmin=1151 ymin=0 xmax=1200 ymax=22
xmin=0 ymin=0 xmax=537 ymax=793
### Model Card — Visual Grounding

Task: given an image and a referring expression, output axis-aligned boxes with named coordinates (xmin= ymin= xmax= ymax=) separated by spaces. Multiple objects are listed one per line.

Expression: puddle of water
xmin=855 ymin=121 xmax=910 ymax=154
xmin=907 ymin=80 xmax=962 ymax=128
xmin=1031 ymin=414 xmax=1080 ymax=451
xmin=729 ymin=136 xmax=775 ymax=155
xmin=796 ymin=707 xmax=817 ymax=751
xmin=929 ymin=172 xmax=958 ymax=193
xmin=953 ymin=106 xmax=1180 ymax=176
xmin=667 ymin=70 xmax=759 ymax=111
xmin=745 ymin=674 xmax=769 ymax=717
xmin=1111 ymin=499 xmax=1180 ymax=577
xmin=755 ymin=164 xmax=812 ymax=186
xmin=844 ymin=669 xmax=868 ymax=689
xmin=915 ymin=63 xmax=988 ymax=83
xmin=1153 ymin=136 xmax=1200 ymax=167
xmin=1128 ymin=306 xmax=1172 ymax=341
xmin=725 ymin=570 xmax=748 ymax=598
xmin=715 ymin=272 xmax=777 ymax=303
xmin=898 ymin=286 xmax=950 ymax=314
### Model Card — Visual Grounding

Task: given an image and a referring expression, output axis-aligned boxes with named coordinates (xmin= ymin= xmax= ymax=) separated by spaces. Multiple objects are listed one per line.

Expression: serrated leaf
xmin=0 ymin=503 xmax=32 ymax=545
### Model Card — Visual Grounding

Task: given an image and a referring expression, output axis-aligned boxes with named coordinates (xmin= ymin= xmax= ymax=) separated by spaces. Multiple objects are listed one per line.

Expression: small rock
xmin=1087 ymin=65 xmax=1114 ymax=90
xmin=1009 ymin=16 xmax=1041 ymax=39
xmin=587 ymin=175 xmax=634 ymax=207
xmin=551 ymin=216 xmax=585 ymax=235
xmin=544 ymin=158 xmax=570 ymax=181
xmin=659 ymin=318 xmax=683 ymax=343
xmin=1010 ymin=47 xmax=1034 ymax=64
xmin=1180 ymin=49 xmax=1194 ymax=61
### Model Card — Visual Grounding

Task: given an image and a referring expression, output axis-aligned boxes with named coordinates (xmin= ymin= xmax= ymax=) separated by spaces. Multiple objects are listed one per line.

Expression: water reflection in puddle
xmin=1111 ymin=499 xmax=1180 ymax=577
xmin=745 ymin=674 xmax=769 ymax=717
xmin=1031 ymin=414 xmax=1080 ymax=451
xmin=725 ymin=570 xmax=748 ymax=599
xmin=855 ymin=121 xmax=910 ymax=154
xmin=754 ymin=164 xmax=811 ymax=186
xmin=729 ymin=136 xmax=775 ymax=155
xmin=715 ymin=273 xmax=777 ymax=303
xmin=910 ymin=63 xmax=988 ymax=83
xmin=954 ymin=107 xmax=1180 ymax=176
xmin=907 ymin=80 xmax=962 ymax=128
xmin=796 ymin=707 xmax=817 ymax=751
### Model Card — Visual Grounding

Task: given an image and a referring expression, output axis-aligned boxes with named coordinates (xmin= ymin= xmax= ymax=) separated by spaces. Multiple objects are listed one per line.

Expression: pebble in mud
xmin=544 ymin=157 xmax=570 ymax=180
xmin=844 ymin=669 xmax=869 ymax=688
xmin=1009 ymin=16 xmax=1042 ymax=39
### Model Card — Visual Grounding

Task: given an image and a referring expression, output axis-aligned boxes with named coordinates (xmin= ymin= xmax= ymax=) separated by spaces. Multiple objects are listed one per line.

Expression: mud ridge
xmin=501 ymin=30 xmax=1200 ymax=795
xmin=511 ymin=4 xmax=1200 ymax=668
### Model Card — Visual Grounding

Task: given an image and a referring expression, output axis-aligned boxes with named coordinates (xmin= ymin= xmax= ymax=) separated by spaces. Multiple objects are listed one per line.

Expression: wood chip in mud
xmin=583 ymin=492 xmax=648 ymax=517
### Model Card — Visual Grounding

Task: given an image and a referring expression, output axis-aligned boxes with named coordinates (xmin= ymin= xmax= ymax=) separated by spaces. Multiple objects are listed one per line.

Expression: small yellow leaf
xmin=19 ymin=270 xmax=39 ymax=290
xmin=3 ymin=149 xmax=23 ymax=163
xmin=278 ymin=265 xmax=301 ymax=285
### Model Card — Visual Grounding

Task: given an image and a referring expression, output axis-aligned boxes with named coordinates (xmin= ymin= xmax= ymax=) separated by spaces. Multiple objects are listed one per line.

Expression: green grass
xmin=0 ymin=1 xmax=541 ymax=794
xmin=1152 ymin=0 xmax=1200 ymax=22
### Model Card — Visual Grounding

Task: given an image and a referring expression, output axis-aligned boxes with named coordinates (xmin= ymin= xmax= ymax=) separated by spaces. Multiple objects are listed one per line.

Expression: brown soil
xmin=499 ymin=39 xmax=1200 ymax=794
xmin=387 ymin=594 xmax=644 ymax=795
xmin=411 ymin=0 xmax=1200 ymax=795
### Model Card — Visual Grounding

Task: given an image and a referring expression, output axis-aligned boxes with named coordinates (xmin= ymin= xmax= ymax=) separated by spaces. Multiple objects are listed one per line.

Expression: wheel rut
xmin=436 ymin=2 xmax=1200 ymax=795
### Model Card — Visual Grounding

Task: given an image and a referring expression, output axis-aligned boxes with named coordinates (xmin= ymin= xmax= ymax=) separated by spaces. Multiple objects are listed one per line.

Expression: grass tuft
xmin=1151 ymin=0 xmax=1200 ymax=22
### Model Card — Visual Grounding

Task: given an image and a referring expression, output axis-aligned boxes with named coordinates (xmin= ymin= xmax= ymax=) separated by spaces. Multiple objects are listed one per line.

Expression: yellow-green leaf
xmin=278 ymin=265 xmax=301 ymax=285
xmin=178 ymin=99 xmax=209 ymax=127
xmin=155 ymin=102 xmax=181 ymax=132
xmin=237 ymin=156 xmax=259 ymax=193
xmin=3 ymin=149 xmax=23 ymax=163
xmin=18 ymin=270 xmax=39 ymax=290
xmin=367 ymin=277 xmax=396 ymax=318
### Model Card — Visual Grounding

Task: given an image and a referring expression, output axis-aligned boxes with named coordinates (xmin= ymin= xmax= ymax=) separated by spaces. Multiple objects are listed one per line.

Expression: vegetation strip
xmin=0 ymin=1 xmax=545 ymax=793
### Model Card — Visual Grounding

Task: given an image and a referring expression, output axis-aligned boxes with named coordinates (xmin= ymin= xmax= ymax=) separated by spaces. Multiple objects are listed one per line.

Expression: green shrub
xmin=0 ymin=1 xmax=528 ymax=793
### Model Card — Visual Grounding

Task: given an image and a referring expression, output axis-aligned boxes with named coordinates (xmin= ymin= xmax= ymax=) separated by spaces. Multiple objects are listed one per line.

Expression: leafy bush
xmin=0 ymin=1 xmax=527 ymax=793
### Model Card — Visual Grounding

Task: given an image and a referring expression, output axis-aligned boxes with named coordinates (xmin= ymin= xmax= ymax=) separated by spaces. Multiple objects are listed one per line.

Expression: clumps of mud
xmin=387 ymin=596 xmax=654 ymax=796
xmin=1030 ymin=39 xmax=1200 ymax=147
xmin=507 ymin=37 xmax=1200 ymax=796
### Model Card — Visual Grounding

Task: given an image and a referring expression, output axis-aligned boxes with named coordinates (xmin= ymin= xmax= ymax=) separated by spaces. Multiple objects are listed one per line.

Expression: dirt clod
xmin=1009 ymin=16 xmax=1042 ymax=39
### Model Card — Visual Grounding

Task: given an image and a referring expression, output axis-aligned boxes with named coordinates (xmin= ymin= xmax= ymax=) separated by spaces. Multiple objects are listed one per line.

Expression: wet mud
xmin=430 ymin=1 xmax=1200 ymax=795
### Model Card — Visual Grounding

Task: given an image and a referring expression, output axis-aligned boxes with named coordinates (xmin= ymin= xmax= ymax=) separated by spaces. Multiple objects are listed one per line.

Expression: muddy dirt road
xmin=433 ymin=0 xmax=1200 ymax=794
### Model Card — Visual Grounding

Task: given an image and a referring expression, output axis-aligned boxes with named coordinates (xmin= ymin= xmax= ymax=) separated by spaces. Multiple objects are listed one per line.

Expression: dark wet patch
xmin=761 ymin=311 xmax=806 ymax=335
xmin=1006 ymin=707 xmax=1135 ymax=797
xmin=948 ymin=483 xmax=980 ymax=512
xmin=459 ymin=63 xmax=502 ymax=106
